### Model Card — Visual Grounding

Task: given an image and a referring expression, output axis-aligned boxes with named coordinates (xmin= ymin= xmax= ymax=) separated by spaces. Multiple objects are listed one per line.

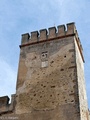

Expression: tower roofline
xmin=20 ymin=22 xmax=84 ymax=63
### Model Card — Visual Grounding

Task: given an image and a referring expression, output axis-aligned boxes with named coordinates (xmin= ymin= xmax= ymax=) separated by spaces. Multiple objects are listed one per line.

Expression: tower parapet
xmin=20 ymin=22 xmax=84 ymax=62
xmin=21 ymin=22 xmax=76 ymax=45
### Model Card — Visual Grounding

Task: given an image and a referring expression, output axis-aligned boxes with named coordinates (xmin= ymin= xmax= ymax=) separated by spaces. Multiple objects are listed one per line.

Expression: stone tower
xmin=15 ymin=22 xmax=89 ymax=120
xmin=0 ymin=22 xmax=89 ymax=120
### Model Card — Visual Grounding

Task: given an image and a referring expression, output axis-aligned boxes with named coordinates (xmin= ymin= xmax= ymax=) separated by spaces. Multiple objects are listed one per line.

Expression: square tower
xmin=15 ymin=23 xmax=89 ymax=120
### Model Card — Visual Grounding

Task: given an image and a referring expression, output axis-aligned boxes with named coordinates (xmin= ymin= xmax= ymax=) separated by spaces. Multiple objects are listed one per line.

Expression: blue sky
xmin=0 ymin=0 xmax=90 ymax=108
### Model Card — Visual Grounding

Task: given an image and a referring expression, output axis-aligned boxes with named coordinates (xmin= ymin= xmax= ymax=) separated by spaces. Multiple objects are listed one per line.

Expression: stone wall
xmin=75 ymin=38 xmax=89 ymax=120
xmin=0 ymin=95 xmax=15 ymax=116
xmin=15 ymin=23 xmax=83 ymax=119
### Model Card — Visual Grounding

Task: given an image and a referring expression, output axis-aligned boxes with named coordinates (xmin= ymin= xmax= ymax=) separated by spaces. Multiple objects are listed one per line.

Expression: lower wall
xmin=0 ymin=104 xmax=80 ymax=120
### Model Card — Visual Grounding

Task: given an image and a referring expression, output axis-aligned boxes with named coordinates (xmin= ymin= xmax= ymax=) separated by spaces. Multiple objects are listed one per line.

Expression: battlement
xmin=21 ymin=22 xmax=76 ymax=45
xmin=20 ymin=22 xmax=84 ymax=62
xmin=0 ymin=96 xmax=9 ymax=107
xmin=0 ymin=94 xmax=15 ymax=115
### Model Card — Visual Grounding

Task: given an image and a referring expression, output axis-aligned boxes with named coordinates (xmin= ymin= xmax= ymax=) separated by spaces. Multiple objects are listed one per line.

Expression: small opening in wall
xmin=41 ymin=51 xmax=48 ymax=59
xmin=42 ymin=54 xmax=45 ymax=57
xmin=71 ymin=91 xmax=73 ymax=93
xmin=73 ymin=80 xmax=76 ymax=82
xmin=50 ymin=95 xmax=52 ymax=97
xmin=37 ymin=102 xmax=40 ymax=104
xmin=71 ymin=100 xmax=74 ymax=102
xmin=50 ymin=61 xmax=54 ymax=64
xmin=51 ymin=86 xmax=55 ymax=88
xmin=34 ymin=94 xmax=36 ymax=96
xmin=41 ymin=84 xmax=43 ymax=86
xmin=60 ymin=68 xmax=64 ymax=71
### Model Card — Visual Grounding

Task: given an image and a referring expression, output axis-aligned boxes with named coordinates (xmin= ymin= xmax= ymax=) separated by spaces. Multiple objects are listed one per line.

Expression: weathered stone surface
xmin=16 ymin=38 xmax=76 ymax=113
xmin=0 ymin=96 xmax=9 ymax=107
xmin=75 ymin=39 xmax=89 ymax=120
xmin=0 ymin=94 xmax=15 ymax=115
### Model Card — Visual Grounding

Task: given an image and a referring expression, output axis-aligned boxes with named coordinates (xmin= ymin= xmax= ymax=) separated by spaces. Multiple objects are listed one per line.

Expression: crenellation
xmin=0 ymin=96 xmax=9 ymax=107
xmin=9 ymin=94 xmax=16 ymax=110
xmin=0 ymin=94 xmax=16 ymax=115
xmin=48 ymin=27 xmax=57 ymax=38
xmin=21 ymin=23 xmax=77 ymax=46
xmin=66 ymin=22 xmax=76 ymax=35
xmin=39 ymin=29 xmax=47 ymax=41
xmin=21 ymin=33 xmax=30 ymax=44
xmin=75 ymin=30 xmax=79 ymax=38
xmin=30 ymin=31 xmax=39 ymax=43
xmin=57 ymin=25 xmax=66 ymax=36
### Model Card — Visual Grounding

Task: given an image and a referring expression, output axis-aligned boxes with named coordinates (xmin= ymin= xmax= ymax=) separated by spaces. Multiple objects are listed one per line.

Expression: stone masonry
xmin=0 ymin=22 xmax=89 ymax=120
